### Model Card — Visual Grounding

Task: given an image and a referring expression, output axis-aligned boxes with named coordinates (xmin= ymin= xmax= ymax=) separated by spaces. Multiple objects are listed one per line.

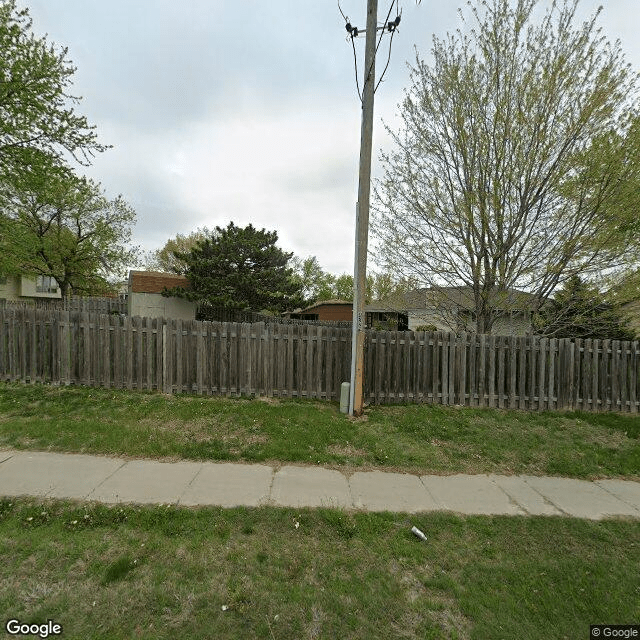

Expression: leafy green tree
xmin=328 ymin=272 xmax=417 ymax=304
xmin=535 ymin=276 xmax=635 ymax=340
xmin=289 ymin=255 xmax=336 ymax=305
xmin=366 ymin=272 xmax=418 ymax=304
xmin=145 ymin=227 xmax=211 ymax=275
xmin=1 ymin=0 xmax=116 ymax=285
xmin=373 ymin=0 xmax=640 ymax=334
xmin=0 ymin=0 xmax=107 ymax=177
xmin=333 ymin=273 xmax=354 ymax=301
xmin=288 ymin=259 xmax=418 ymax=307
xmin=4 ymin=152 xmax=137 ymax=296
xmin=168 ymin=222 xmax=304 ymax=313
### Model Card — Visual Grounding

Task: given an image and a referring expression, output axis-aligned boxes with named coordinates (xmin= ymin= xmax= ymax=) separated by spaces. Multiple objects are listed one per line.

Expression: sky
xmin=19 ymin=0 xmax=640 ymax=277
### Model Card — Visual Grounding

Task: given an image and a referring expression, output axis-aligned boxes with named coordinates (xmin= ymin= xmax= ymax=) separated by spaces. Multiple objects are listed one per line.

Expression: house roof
xmin=128 ymin=271 xmax=190 ymax=294
xmin=366 ymin=286 xmax=536 ymax=313
xmin=299 ymin=299 xmax=352 ymax=313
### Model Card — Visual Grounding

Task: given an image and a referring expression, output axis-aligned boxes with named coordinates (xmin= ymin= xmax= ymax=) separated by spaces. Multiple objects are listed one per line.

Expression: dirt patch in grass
xmin=257 ymin=396 xmax=281 ymax=405
xmin=429 ymin=601 xmax=473 ymax=640
xmin=326 ymin=444 xmax=369 ymax=458
xmin=19 ymin=579 xmax=64 ymax=606
xmin=140 ymin=415 xmax=251 ymax=444
xmin=566 ymin=420 xmax=630 ymax=449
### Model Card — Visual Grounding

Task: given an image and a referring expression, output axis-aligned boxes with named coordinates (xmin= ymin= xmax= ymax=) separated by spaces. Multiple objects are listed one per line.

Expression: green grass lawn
xmin=1 ymin=497 xmax=638 ymax=640
xmin=1 ymin=383 xmax=639 ymax=478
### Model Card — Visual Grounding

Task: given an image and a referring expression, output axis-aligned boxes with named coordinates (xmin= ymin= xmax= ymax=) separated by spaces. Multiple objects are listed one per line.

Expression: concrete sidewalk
xmin=1 ymin=449 xmax=639 ymax=520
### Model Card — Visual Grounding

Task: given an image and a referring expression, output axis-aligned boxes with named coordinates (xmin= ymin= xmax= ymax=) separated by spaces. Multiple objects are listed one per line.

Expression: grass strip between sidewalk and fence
xmin=0 ymin=383 xmax=639 ymax=478
xmin=1 ymin=498 xmax=639 ymax=640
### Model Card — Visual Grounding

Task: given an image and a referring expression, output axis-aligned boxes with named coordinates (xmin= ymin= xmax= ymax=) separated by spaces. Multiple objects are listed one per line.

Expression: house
xmin=366 ymin=286 xmax=536 ymax=335
xmin=0 ymin=274 xmax=62 ymax=303
xmin=288 ymin=300 xmax=353 ymax=322
xmin=127 ymin=270 xmax=197 ymax=320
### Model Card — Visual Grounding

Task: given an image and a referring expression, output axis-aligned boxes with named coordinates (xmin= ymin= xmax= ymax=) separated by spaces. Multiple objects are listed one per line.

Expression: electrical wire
xmin=339 ymin=1 xmax=363 ymax=102
xmin=351 ymin=32 xmax=363 ymax=102
xmin=375 ymin=2 xmax=401 ymax=93
xmin=339 ymin=0 xmax=401 ymax=100
xmin=365 ymin=0 xmax=397 ymax=93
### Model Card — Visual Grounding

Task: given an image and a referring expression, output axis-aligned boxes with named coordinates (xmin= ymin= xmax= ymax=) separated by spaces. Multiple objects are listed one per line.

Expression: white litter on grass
xmin=411 ymin=526 xmax=427 ymax=541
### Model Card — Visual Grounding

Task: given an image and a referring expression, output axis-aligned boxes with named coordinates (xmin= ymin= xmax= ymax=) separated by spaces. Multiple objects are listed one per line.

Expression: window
xmin=36 ymin=276 xmax=58 ymax=293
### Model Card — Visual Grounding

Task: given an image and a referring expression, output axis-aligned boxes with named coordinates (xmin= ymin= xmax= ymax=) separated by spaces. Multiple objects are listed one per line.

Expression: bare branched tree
xmin=373 ymin=0 xmax=640 ymax=334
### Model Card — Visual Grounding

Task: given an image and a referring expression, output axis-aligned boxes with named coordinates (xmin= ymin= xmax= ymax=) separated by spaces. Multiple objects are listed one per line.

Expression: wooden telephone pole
xmin=349 ymin=0 xmax=378 ymax=416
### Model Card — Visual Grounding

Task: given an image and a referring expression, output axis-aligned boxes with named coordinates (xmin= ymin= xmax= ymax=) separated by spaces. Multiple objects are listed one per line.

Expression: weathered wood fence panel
xmin=2 ymin=296 xmax=126 ymax=314
xmin=364 ymin=331 xmax=640 ymax=413
xmin=1 ymin=309 xmax=639 ymax=412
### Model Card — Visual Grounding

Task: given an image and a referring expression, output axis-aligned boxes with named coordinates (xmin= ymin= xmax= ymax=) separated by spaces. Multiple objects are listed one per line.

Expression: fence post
xmin=497 ymin=335 xmax=505 ymax=409
xmin=568 ymin=340 xmax=576 ymax=410
xmin=488 ymin=334 xmax=496 ymax=408
xmin=538 ymin=337 xmax=547 ymax=411
xmin=458 ymin=333 xmax=467 ymax=406
xmin=162 ymin=321 xmax=168 ymax=394
xmin=60 ymin=310 xmax=70 ymax=385
xmin=548 ymin=338 xmax=556 ymax=411
xmin=509 ymin=335 xmax=517 ymax=409
xmin=631 ymin=341 xmax=638 ymax=413
xmin=611 ymin=340 xmax=620 ymax=411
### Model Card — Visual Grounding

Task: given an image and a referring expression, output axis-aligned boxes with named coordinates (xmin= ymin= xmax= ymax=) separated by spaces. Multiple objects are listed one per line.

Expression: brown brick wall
xmin=300 ymin=303 xmax=353 ymax=322
xmin=129 ymin=271 xmax=190 ymax=294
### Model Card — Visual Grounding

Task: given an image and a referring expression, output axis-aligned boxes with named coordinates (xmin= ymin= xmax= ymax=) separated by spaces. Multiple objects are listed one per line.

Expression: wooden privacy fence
xmin=365 ymin=331 xmax=639 ymax=412
xmin=1 ymin=296 xmax=126 ymax=315
xmin=0 ymin=309 xmax=352 ymax=401
xmin=1 ymin=309 xmax=639 ymax=412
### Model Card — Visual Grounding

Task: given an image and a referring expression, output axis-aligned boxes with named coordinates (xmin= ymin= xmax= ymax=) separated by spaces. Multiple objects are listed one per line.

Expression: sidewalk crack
xmin=84 ymin=459 xmax=128 ymax=499
xmin=594 ymin=481 xmax=640 ymax=516
xmin=264 ymin=465 xmax=278 ymax=506
xmin=176 ymin=464 xmax=205 ymax=505
xmin=417 ymin=476 xmax=443 ymax=508
xmin=488 ymin=477 xmax=529 ymax=515
xmin=520 ymin=478 xmax=570 ymax=516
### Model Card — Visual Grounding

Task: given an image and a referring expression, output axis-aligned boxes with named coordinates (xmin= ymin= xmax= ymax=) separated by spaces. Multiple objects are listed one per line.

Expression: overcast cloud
xmin=20 ymin=0 xmax=640 ymax=276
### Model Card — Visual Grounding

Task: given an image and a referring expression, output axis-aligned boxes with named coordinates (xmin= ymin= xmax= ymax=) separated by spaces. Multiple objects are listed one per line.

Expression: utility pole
xmin=349 ymin=0 xmax=378 ymax=416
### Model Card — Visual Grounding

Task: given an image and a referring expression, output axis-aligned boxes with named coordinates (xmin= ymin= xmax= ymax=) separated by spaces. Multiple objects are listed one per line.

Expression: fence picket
xmin=538 ymin=338 xmax=547 ymax=411
xmin=518 ymin=336 xmax=526 ymax=409
xmin=509 ymin=336 xmax=517 ymax=410
xmin=631 ymin=341 xmax=638 ymax=413
xmin=620 ymin=341 xmax=629 ymax=412
xmin=458 ymin=333 xmax=467 ymax=406
xmin=487 ymin=335 xmax=496 ymax=408
xmin=478 ymin=334 xmax=486 ymax=407
xmin=611 ymin=340 xmax=620 ymax=411
xmin=548 ymin=338 xmax=556 ymax=411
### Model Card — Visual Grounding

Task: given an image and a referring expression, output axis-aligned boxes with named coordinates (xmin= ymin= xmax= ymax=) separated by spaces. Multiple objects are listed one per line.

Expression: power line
xmin=339 ymin=0 xmax=402 ymax=102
